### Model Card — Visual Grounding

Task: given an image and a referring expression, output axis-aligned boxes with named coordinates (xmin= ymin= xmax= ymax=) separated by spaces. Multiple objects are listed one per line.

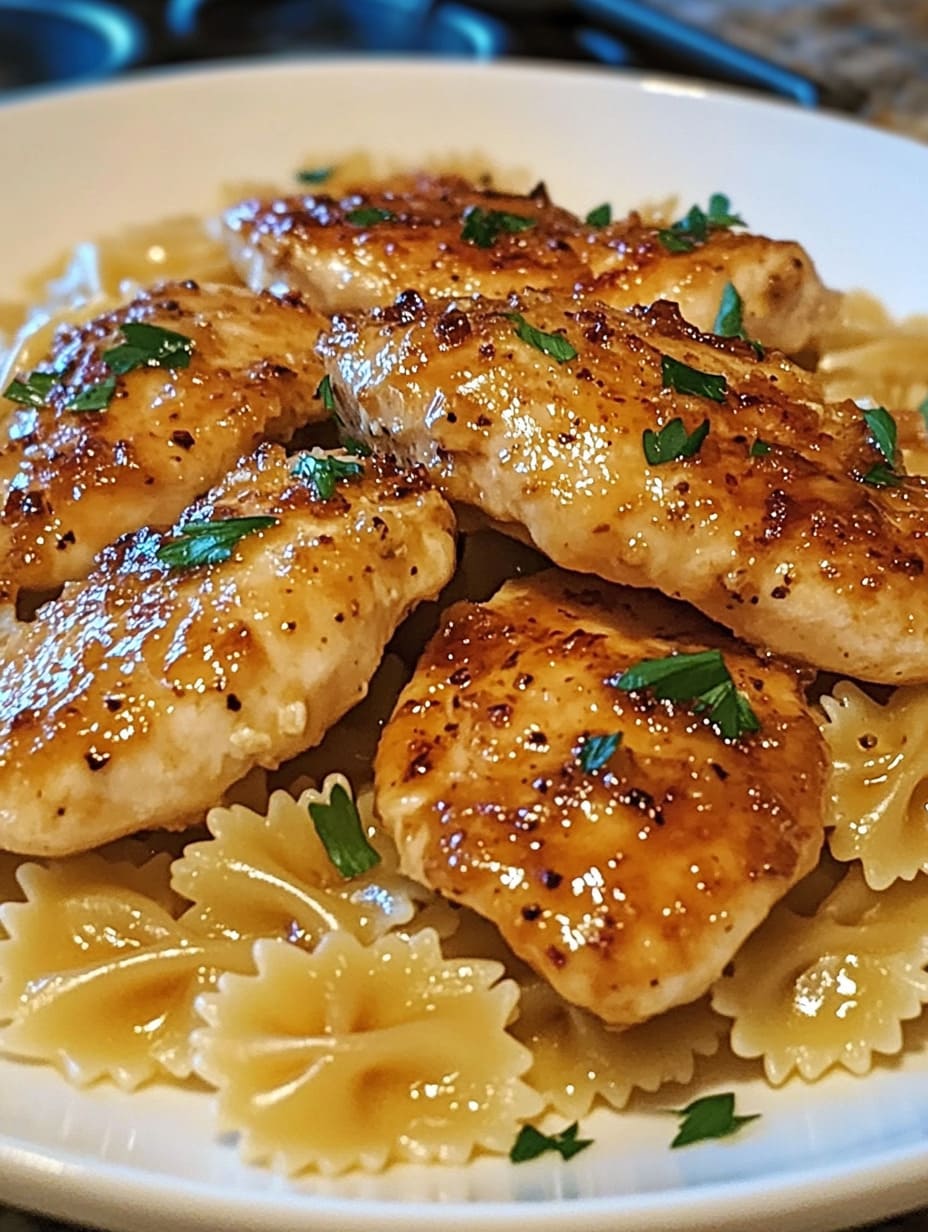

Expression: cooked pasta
xmin=819 ymin=680 xmax=928 ymax=890
xmin=171 ymin=778 xmax=417 ymax=948
xmin=192 ymin=929 xmax=542 ymax=1174
xmin=0 ymin=855 xmax=253 ymax=1089
xmin=711 ymin=867 xmax=928 ymax=1084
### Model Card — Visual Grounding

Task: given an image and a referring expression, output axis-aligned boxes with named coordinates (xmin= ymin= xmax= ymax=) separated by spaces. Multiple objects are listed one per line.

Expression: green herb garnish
xmin=291 ymin=452 xmax=364 ymax=500
xmin=643 ymin=417 xmax=709 ymax=466
xmin=157 ymin=515 xmax=278 ymax=569
xmin=585 ymin=202 xmax=612 ymax=227
xmin=342 ymin=436 xmax=372 ymax=457
xmin=657 ymin=193 xmax=745 ymax=253
xmin=461 ymin=207 xmax=536 ymax=248
xmin=918 ymin=394 xmax=928 ymax=433
xmin=316 ymin=374 xmax=336 ymax=413
xmin=308 ymin=782 xmax=381 ymax=879
xmin=861 ymin=462 xmax=903 ymax=489
xmin=67 ymin=376 xmax=117 ymax=413
xmin=510 ymin=1122 xmax=593 ymax=1164
xmin=713 ymin=282 xmax=764 ymax=358
xmin=610 ymin=648 xmax=760 ymax=741
xmin=103 ymin=322 xmax=194 ymax=374
xmin=660 ymin=355 xmax=727 ymax=403
xmin=505 ymin=312 xmax=577 ymax=364
xmin=3 ymin=371 xmax=56 ymax=407
xmin=296 ymin=165 xmax=334 ymax=184
xmin=669 ymin=1092 xmax=760 ymax=1149
xmin=345 ymin=206 xmax=396 ymax=227
xmin=750 ymin=438 xmax=771 ymax=457
xmin=863 ymin=406 xmax=897 ymax=465
xmin=579 ymin=732 xmax=622 ymax=773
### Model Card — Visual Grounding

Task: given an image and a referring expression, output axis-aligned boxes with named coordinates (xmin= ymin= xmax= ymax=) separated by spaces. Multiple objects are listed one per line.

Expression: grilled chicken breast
xmin=224 ymin=174 xmax=833 ymax=354
xmin=323 ymin=291 xmax=928 ymax=684
xmin=0 ymin=445 xmax=455 ymax=856
xmin=375 ymin=571 xmax=825 ymax=1026
xmin=0 ymin=281 xmax=328 ymax=596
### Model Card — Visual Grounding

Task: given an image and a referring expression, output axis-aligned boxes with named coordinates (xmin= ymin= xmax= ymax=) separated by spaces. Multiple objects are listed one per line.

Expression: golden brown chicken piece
xmin=375 ymin=571 xmax=825 ymax=1026
xmin=323 ymin=291 xmax=928 ymax=685
xmin=0 ymin=445 xmax=456 ymax=856
xmin=0 ymin=281 xmax=329 ymax=596
xmin=223 ymin=174 xmax=833 ymax=354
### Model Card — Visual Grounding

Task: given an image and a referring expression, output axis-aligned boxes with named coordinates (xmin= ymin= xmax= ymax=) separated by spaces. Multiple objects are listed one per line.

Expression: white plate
xmin=0 ymin=56 xmax=927 ymax=1232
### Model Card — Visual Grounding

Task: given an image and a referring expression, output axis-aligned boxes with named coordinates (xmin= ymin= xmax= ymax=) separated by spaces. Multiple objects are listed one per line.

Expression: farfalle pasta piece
xmin=711 ymin=867 xmax=928 ymax=1084
xmin=171 ymin=778 xmax=416 ymax=947
xmin=0 ymin=855 xmax=252 ymax=1089
xmin=192 ymin=928 xmax=542 ymax=1174
xmin=820 ymin=680 xmax=928 ymax=889
xmin=512 ymin=980 xmax=726 ymax=1119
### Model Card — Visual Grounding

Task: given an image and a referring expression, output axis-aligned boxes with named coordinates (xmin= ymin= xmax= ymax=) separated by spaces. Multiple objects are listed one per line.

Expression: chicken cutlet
xmin=224 ymin=173 xmax=833 ymax=354
xmin=374 ymin=571 xmax=825 ymax=1026
xmin=0 ymin=281 xmax=329 ymax=597
xmin=0 ymin=445 xmax=455 ymax=856
xmin=322 ymin=290 xmax=928 ymax=684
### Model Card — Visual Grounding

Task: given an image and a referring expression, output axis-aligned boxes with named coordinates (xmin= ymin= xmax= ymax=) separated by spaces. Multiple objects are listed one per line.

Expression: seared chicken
xmin=375 ymin=571 xmax=825 ymax=1026
xmin=0 ymin=281 xmax=328 ymax=596
xmin=323 ymin=291 xmax=928 ymax=684
xmin=0 ymin=445 xmax=455 ymax=856
xmin=224 ymin=174 xmax=833 ymax=354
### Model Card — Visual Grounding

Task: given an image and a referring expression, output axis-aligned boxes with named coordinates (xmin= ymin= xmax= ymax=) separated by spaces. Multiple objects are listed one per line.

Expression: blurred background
xmin=1 ymin=0 xmax=927 ymax=139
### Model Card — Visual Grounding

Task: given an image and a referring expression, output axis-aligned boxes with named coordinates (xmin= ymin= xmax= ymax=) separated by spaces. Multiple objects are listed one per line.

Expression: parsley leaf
xmin=643 ymin=417 xmax=709 ymax=466
xmin=308 ymin=782 xmax=381 ymax=879
xmin=296 ymin=165 xmax=334 ymax=184
xmin=316 ymin=374 xmax=336 ymax=413
xmin=103 ymin=322 xmax=194 ymax=374
xmin=291 ymin=452 xmax=364 ymax=500
xmin=609 ymin=648 xmax=760 ymax=741
xmin=918 ymin=394 xmax=928 ymax=433
xmin=657 ymin=193 xmax=745 ymax=253
xmin=461 ymin=207 xmax=536 ymax=248
xmin=862 ymin=462 xmax=903 ymax=489
xmin=585 ymin=202 xmax=612 ymax=227
xmin=505 ymin=312 xmax=577 ymax=364
xmin=510 ymin=1122 xmax=593 ymax=1164
xmin=863 ymin=406 xmax=897 ymax=465
xmin=660 ymin=355 xmax=727 ymax=403
xmin=345 ymin=205 xmax=396 ymax=227
xmin=67 ymin=376 xmax=117 ymax=413
xmin=157 ymin=515 xmax=278 ymax=569
xmin=669 ymin=1092 xmax=760 ymax=1149
xmin=713 ymin=282 xmax=765 ymax=358
xmin=342 ymin=436 xmax=372 ymax=457
xmin=4 ymin=371 xmax=56 ymax=407
xmin=579 ymin=731 xmax=622 ymax=773
xmin=750 ymin=438 xmax=771 ymax=457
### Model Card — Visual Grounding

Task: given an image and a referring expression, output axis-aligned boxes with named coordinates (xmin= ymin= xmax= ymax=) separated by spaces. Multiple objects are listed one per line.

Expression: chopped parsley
xmin=643 ymin=417 xmax=709 ymax=466
xmin=657 ymin=192 xmax=746 ymax=252
xmin=660 ymin=355 xmax=727 ymax=403
xmin=3 ymin=370 xmax=56 ymax=407
xmin=919 ymin=393 xmax=928 ymax=432
xmin=308 ymin=782 xmax=381 ymax=879
xmin=296 ymin=165 xmax=334 ymax=184
xmin=103 ymin=322 xmax=194 ymax=374
xmin=510 ymin=1122 xmax=593 ymax=1164
xmin=669 ymin=1092 xmax=760 ymax=1149
xmin=860 ymin=406 xmax=902 ymax=488
xmin=67 ymin=376 xmax=117 ymax=413
xmin=585 ymin=202 xmax=612 ymax=227
xmin=316 ymin=374 xmax=336 ymax=413
xmin=579 ymin=731 xmax=622 ymax=773
xmin=609 ymin=648 xmax=761 ymax=741
xmin=342 ymin=436 xmax=372 ymax=457
xmin=505 ymin=312 xmax=577 ymax=364
xmin=461 ymin=207 xmax=536 ymax=248
xmin=713 ymin=282 xmax=764 ymax=358
xmin=157 ymin=515 xmax=278 ymax=569
xmin=291 ymin=451 xmax=364 ymax=500
xmin=345 ymin=205 xmax=396 ymax=227
xmin=750 ymin=438 xmax=771 ymax=457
